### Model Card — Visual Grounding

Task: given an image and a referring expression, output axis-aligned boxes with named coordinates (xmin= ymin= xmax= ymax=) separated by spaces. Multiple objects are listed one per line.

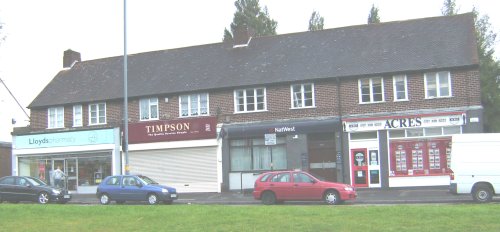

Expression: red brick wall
xmin=28 ymin=68 xmax=481 ymax=131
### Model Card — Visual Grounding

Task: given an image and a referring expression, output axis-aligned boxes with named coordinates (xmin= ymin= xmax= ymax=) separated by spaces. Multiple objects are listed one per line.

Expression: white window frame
xmin=234 ymin=88 xmax=267 ymax=113
xmin=140 ymin=97 xmax=159 ymax=121
xmin=89 ymin=102 xmax=106 ymax=125
xmin=392 ymin=75 xmax=408 ymax=101
xmin=358 ymin=77 xmax=385 ymax=103
xmin=424 ymin=71 xmax=452 ymax=99
xmin=73 ymin=104 xmax=83 ymax=127
xmin=48 ymin=106 xmax=64 ymax=129
xmin=290 ymin=83 xmax=315 ymax=109
xmin=179 ymin=93 xmax=209 ymax=117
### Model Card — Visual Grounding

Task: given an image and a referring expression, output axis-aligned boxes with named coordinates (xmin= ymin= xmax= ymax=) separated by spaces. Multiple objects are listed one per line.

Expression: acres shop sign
xmin=128 ymin=117 xmax=217 ymax=144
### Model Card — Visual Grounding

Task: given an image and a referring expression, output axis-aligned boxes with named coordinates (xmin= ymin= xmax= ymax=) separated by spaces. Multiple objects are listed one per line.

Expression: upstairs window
xmin=393 ymin=75 xmax=408 ymax=101
xmin=73 ymin=105 xmax=83 ymax=127
xmin=89 ymin=103 xmax=106 ymax=125
xmin=291 ymin=83 xmax=315 ymax=108
xmin=140 ymin=98 xmax=159 ymax=120
xmin=234 ymin=88 xmax=266 ymax=113
xmin=359 ymin=77 xmax=384 ymax=103
xmin=48 ymin=106 xmax=64 ymax=129
xmin=179 ymin=93 xmax=209 ymax=117
xmin=425 ymin=71 xmax=451 ymax=98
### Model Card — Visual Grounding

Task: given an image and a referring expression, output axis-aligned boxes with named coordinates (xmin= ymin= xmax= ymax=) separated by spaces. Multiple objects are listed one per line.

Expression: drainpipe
xmin=336 ymin=77 xmax=345 ymax=183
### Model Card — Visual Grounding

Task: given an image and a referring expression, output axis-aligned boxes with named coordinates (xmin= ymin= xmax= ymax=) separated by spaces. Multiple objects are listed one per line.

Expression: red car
xmin=253 ymin=170 xmax=357 ymax=205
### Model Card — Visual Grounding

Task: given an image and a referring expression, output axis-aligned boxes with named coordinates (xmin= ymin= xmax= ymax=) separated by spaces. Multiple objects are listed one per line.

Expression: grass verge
xmin=0 ymin=204 xmax=499 ymax=232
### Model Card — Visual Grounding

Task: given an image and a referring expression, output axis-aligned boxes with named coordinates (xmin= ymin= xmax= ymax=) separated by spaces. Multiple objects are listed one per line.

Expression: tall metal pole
xmin=123 ymin=0 xmax=130 ymax=175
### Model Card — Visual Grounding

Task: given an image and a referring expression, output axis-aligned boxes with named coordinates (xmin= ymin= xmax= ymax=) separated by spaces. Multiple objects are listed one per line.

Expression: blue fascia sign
xmin=14 ymin=129 xmax=115 ymax=149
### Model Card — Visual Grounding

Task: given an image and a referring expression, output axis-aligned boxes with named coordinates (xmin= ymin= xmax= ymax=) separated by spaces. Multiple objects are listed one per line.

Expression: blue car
xmin=96 ymin=175 xmax=177 ymax=205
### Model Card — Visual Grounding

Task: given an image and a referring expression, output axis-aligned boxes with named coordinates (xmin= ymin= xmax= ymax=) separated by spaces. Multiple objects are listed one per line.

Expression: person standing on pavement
xmin=53 ymin=166 xmax=66 ymax=188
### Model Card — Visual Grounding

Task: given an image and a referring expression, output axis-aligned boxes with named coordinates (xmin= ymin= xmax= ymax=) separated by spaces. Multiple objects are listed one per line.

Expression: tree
xmin=471 ymin=8 xmax=500 ymax=132
xmin=441 ymin=0 xmax=459 ymax=16
xmin=367 ymin=4 xmax=380 ymax=24
xmin=223 ymin=0 xmax=277 ymax=42
xmin=308 ymin=10 xmax=324 ymax=31
xmin=441 ymin=2 xmax=500 ymax=132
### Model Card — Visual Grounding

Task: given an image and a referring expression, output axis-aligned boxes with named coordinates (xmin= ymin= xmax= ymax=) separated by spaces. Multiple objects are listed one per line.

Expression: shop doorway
xmin=307 ymin=133 xmax=337 ymax=182
xmin=51 ymin=159 xmax=78 ymax=191
xmin=351 ymin=148 xmax=368 ymax=187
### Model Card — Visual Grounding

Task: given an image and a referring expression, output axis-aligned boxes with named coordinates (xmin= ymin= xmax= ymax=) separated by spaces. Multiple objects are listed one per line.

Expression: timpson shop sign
xmin=343 ymin=113 xmax=466 ymax=132
xmin=128 ymin=117 xmax=217 ymax=144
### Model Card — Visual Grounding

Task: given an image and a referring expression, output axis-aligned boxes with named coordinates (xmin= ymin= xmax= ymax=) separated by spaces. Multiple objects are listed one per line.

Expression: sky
xmin=0 ymin=0 xmax=499 ymax=142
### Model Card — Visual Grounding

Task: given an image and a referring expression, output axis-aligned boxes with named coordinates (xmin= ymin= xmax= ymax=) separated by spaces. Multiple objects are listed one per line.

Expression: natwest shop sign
xmin=343 ymin=113 xmax=465 ymax=132
xmin=128 ymin=117 xmax=217 ymax=144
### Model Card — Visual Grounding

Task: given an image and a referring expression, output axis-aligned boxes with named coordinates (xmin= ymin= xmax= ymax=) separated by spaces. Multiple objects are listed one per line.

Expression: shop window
xmin=291 ymin=83 xmax=315 ymax=108
xmin=350 ymin=131 xmax=378 ymax=140
xmin=406 ymin=128 xmax=423 ymax=137
xmin=389 ymin=130 xmax=405 ymax=138
xmin=230 ymin=137 xmax=286 ymax=171
xmin=389 ymin=138 xmax=452 ymax=177
xmin=443 ymin=126 xmax=461 ymax=135
xmin=424 ymin=127 xmax=442 ymax=136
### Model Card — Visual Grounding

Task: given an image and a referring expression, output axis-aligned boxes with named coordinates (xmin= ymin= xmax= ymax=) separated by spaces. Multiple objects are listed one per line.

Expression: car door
xmin=14 ymin=177 xmax=38 ymax=201
xmin=119 ymin=176 xmax=145 ymax=201
xmin=291 ymin=172 xmax=323 ymax=200
xmin=103 ymin=176 xmax=123 ymax=200
xmin=269 ymin=172 xmax=293 ymax=200
xmin=0 ymin=177 xmax=16 ymax=201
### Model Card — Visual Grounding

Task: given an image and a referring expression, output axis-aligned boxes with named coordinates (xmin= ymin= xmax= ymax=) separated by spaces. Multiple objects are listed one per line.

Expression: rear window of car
xmin=0 ymin=177 xmax=15 ymax=185
xmin=271 ymin=173 xmax=290 ymax=183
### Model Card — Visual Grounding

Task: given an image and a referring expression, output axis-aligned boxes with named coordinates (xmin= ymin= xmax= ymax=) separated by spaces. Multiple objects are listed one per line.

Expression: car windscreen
xmin=137 ymin=175 xmax=159 ymax=185
xmin=25 ymin=177 xmax=46 ymax=186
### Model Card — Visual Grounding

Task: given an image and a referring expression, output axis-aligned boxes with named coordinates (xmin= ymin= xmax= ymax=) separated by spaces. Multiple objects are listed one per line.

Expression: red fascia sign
xmin=128 ymin=117 xmax=217 ymax=144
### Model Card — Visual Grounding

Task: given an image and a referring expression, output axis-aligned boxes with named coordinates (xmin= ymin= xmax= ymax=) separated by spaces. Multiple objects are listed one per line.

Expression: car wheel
xmin=324 ymin=190 xmax=340 ymax=205
xmin=261 ymin=191 xmax=276 ymax=205
xmin=116 ymin=200 xmax=125 ymax=204
xmin=147 ymin=193 xmax=159 ymax=205
xmin=99 ymin=194 xmax=111 ymax=205
xmin=38 ymin=192 xmax=50 ymax=204
xmin=472 ymin=184 xmax=493 ymax=203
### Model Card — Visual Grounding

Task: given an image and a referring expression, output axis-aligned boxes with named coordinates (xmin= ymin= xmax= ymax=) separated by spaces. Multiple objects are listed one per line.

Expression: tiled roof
xmin=29 ymin=13 xmax=478 ymax=108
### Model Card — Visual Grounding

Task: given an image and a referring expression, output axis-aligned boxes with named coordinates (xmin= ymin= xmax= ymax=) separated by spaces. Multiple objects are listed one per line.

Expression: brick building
xmin=12 ymin=13 xmax=482 ymax=193
xmin=0 ymin=142 xmax=12 ymax=178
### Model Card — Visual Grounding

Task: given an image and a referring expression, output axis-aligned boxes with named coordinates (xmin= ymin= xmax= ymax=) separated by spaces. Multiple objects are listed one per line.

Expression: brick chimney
xmin=63 ymin=49 xmax=81 ymax=68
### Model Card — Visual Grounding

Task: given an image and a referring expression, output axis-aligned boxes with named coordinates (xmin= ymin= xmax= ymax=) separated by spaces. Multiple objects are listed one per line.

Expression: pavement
xmin=69 ymin=186 xmax=493 ymax=205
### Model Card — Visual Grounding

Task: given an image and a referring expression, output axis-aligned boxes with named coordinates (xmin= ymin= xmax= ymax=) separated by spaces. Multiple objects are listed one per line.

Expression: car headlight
xmin=344 ymin=186 xmax=354 ymax=191
xmin=52 ymin=189 xmax=61 ymax=194
xmin=162 ymin=188 xmax=169 ymax=193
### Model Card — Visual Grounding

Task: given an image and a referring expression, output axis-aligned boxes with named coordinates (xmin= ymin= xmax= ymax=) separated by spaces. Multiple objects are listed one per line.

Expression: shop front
xmin=344 ymin=112 xmax=466 ymax=188
xmin=221 ymin=118 xmax=342 ymax=191
xmin=12 ymin=128 xmax=121 ymax=193
xmin=127 ymin=117 xmax=220 ymax=193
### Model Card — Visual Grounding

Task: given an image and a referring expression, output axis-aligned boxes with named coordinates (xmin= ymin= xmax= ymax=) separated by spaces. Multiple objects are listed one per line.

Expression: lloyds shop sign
xmin=14 ymin=129 xmax=115 ymax=149
xmin=343 ymin=113 xmax=465 ymax=132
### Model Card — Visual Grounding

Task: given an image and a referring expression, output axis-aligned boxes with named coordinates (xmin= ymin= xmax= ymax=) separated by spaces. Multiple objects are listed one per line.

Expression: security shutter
xmin=129 ymin=146 xmax=218 ymax=193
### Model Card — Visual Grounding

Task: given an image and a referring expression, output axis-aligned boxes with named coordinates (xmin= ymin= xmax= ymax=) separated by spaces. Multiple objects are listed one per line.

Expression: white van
xmin=449 ymin=133 xmax=500 ymax=203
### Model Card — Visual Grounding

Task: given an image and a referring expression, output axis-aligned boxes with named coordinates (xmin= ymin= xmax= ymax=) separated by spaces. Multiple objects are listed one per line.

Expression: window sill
xmin=233 ymin=110 xmax=268 ymax=114
xmin=290 ymin=106 xmax=316 ymax=110
xmin=425 ymin=96 xmax=453 ymax=100
xmin=178 ymin=114 xmax=211 ymax=118
xmin=359 ymin=101 xmax=386 ymax=105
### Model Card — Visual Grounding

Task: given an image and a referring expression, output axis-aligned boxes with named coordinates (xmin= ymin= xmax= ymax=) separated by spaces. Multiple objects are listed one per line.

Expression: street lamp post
xmin=123 ymin=0 xmax=129 ymax=175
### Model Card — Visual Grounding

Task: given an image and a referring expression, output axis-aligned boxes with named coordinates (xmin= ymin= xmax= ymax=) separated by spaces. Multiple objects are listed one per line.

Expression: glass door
xmin=66 ymin=159 xmax=78 ymax=191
